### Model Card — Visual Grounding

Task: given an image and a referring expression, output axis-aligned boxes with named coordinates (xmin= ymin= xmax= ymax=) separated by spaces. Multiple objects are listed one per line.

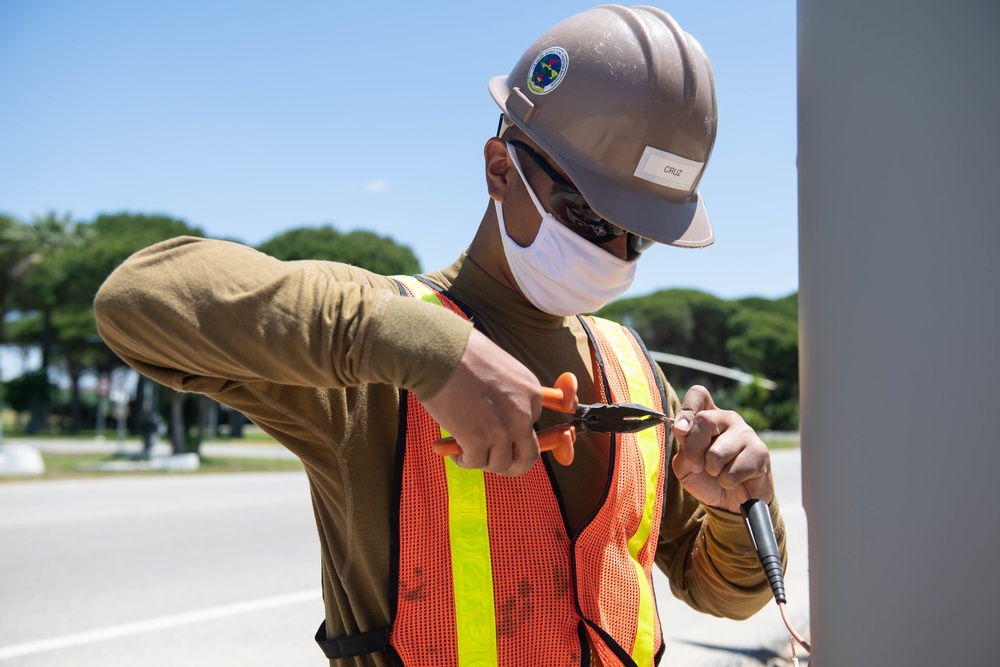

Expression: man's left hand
xmin=669 ymin=385 xmax=774 ymax=514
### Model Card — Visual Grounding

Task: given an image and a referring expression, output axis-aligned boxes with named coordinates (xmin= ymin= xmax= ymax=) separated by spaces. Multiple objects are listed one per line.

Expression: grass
xmin=4 ymin=428 xmax=799 ymax=482
xmin=1 ymin=427 xmax=280 ymax=444
xmin=4 ymin=452 xmax=303 ymax=482
xmin=763 ymin=435 xmax=800 ymax=450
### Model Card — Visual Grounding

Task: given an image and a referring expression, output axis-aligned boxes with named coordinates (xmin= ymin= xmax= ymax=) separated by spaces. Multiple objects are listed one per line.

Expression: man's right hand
xmin=421 ymin=329 xmax=542 ymax=477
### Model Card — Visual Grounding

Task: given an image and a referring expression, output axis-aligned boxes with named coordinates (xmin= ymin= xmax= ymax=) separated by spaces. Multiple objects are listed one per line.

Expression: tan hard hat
xmin=489 ymin=4 xmax=717 ymax=248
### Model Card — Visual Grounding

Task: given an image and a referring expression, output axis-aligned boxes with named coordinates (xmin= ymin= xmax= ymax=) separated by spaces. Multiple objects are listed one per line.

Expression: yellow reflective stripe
xmin=444 ymin=457 xmax=498 ymax=667
xmin=395 ymin=276 xmax=499 ymax=667
xmin=392 ymin=275 xmax=432 ymax=301
xmin=591 ymin=317 xmax=659 ymax=666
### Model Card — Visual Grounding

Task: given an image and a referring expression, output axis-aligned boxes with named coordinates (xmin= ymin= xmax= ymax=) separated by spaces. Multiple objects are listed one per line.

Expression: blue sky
xmin=0 ymin=0 xmax=797 ymax=301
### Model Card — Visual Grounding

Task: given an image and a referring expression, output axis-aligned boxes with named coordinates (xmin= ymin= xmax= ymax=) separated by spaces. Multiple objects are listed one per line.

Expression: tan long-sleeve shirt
xmin=94 ymin=236 xmax=786 ymax=666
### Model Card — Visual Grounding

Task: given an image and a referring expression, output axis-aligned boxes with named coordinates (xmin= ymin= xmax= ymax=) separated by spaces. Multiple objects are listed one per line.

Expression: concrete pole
xmin=798 ymin=1 xmax=999 ymax=663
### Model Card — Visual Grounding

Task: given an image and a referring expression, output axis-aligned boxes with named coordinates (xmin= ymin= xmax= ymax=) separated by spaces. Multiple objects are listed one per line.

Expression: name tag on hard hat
xmin=633 ymin=146 xmax=705 ymax=192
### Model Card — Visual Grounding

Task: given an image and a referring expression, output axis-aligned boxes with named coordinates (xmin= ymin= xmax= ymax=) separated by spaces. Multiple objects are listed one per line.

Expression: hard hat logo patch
xmin=528 ymin=47 xmax=568 ymax=95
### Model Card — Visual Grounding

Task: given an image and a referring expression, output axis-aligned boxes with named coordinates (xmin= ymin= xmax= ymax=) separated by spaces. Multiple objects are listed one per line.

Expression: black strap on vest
xmin=315 ymin=620 xmax=391 ymax=660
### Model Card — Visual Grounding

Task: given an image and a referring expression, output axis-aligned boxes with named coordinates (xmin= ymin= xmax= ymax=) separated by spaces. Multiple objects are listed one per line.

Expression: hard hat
xmin=489 ymin=4 xmax=718 ymax=248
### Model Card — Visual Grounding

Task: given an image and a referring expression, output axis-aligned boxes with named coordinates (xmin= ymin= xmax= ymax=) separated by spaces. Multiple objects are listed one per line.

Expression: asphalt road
xmin=0 ymin=473 xmax=324 ymax=666
xmin=0 ymin=450 xmax=807 ymax=666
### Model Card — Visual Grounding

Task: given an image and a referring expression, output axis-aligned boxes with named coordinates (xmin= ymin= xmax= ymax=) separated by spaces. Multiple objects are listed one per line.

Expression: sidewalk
xmin=4 ymin=435 xmax=300 ymax=461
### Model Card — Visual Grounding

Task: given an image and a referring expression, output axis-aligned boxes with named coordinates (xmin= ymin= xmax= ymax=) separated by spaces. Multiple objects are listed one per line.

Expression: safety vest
xmin=317 ymin=276 xmax=669 ymax=667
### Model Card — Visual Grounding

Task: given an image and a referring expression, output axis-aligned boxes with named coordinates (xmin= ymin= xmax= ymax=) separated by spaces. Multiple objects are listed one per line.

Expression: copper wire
xmin=779 ymin=600 xmax=811 ymax=653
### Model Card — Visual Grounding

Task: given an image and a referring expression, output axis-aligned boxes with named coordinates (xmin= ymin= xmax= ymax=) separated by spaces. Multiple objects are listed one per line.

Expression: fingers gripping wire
xmin=665 ymin=421 xmax=811 ymax=659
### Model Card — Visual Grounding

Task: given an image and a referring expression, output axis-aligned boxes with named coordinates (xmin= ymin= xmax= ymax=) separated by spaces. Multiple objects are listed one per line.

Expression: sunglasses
xmin=507 ymin=140 xmax=656 ymax=256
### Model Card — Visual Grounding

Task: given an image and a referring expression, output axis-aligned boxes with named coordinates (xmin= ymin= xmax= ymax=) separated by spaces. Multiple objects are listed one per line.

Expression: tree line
xmin=0 ymin=210 xmax=797 ymax=450
xmin=597 ymin=289 xmax=799 ymax=431
xmin=0 ymin=211 xmax=420 ymax=448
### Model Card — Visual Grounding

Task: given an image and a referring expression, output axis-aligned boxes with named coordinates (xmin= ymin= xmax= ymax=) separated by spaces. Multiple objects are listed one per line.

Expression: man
xmin=94 ymin=5 xmax=786 ymax=666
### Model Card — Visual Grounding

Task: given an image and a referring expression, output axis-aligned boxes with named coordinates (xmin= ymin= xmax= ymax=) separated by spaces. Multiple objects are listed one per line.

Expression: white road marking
xmin=0 ymin=589 xmax=322 ymax=659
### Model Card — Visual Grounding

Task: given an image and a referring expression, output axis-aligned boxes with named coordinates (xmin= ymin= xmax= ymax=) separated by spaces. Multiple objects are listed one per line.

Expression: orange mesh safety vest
xmin=316 ymin=276 xmax=669 ymax=667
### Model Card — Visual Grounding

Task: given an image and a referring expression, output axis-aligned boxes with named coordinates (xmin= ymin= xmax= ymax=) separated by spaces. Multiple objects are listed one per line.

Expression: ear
xmin=484 ymin=137 xmax=510 ymax=202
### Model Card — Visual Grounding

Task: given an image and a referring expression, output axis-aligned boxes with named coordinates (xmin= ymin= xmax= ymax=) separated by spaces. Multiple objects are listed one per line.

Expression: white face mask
xmin=496 ymin=143 xmax=638 ymax=317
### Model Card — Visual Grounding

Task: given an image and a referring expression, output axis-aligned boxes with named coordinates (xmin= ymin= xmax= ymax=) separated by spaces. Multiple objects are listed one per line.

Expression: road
xmin=0 ymin=473 xmax=323 ymax=666
xmin=0 ymin=449 xmax=807 ymax=666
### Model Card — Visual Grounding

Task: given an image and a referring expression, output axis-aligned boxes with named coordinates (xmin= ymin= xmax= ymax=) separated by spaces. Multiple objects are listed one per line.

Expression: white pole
xmin=798 ymin=1 xmax=1000 ymax=663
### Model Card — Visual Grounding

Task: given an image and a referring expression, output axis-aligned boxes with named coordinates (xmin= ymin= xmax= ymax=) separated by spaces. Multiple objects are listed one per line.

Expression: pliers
xmin=432 ymin=372 xmax=668 ymax=466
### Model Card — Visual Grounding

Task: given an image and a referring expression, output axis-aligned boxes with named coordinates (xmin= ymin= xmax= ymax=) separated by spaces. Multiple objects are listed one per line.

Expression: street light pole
xmin=798 ymin=1 xmax=1000 ymax=663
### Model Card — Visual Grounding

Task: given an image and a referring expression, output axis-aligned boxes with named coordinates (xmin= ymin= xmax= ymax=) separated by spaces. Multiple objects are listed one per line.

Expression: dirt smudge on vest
xmin=498 ymin=577 xmax=535 ymax=637
xmin=401 ymin=567 xmax=427 ymax=601
xmin=552 ymin=565 xmax=572 ymax=595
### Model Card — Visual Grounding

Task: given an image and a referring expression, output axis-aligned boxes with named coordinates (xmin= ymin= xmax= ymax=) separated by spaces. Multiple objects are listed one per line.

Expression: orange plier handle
xmin=431 ymin=372 xmax=581 ymax=466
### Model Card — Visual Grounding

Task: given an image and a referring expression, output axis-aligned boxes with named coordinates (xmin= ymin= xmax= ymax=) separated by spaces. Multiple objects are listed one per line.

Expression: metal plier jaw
xmin=573 ymin=402 xmax=668 ymax=435
xmin=432 ymin=372 xmax=668 ymax=467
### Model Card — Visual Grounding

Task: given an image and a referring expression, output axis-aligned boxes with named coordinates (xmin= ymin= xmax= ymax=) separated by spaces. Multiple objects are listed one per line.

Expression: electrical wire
xmin=738 ymin=487 xmax=811 ymax=662
xmin=779 ymin=600 xmax=811 ymax=653
xmin=788 ymin=635 xmax=800 ymax=667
